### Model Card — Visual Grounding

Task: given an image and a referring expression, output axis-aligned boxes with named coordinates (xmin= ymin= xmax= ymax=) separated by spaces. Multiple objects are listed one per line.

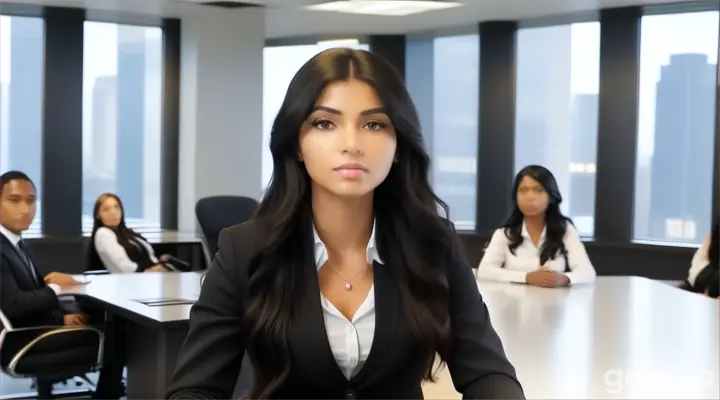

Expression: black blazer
xmin=0 ymin=233 xmax=63 ymax=329
xmin=166 ymin=221 xmax=524 ymax=399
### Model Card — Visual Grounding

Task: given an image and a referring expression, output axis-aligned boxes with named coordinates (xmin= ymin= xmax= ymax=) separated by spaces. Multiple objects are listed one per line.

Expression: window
xmin=262 ymin=41 xmax=369 ymax=190
xmin=0 ymin=16 xmax=44 ymax=234
xmin=82 ymin=22 xmax=163 ymax=233
xmin=634 ymin=11 xmax=719 ymax=244
xmin=514 ymin=22 xmax=601 ymax=237
xmin=406 ymin=34 xmax=480 ymax=230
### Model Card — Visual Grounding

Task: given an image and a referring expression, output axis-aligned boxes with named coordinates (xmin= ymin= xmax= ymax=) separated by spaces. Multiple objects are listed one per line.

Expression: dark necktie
xmin=17 ymin=240 xmax=39 ymax=282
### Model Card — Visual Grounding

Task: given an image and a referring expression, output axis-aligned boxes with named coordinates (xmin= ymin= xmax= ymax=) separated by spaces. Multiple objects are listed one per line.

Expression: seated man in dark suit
xmin=0 ymin=171 xmax=125 ymax=399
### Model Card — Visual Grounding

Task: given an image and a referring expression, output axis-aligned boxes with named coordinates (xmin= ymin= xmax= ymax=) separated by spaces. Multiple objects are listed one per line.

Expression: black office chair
xmin=82 ymin=237 xmax=110 ymax=276
xmin=195 ymin=196 xmax=259 ymax=257
xmin=0 ymin=309 xmax=103 ymax=398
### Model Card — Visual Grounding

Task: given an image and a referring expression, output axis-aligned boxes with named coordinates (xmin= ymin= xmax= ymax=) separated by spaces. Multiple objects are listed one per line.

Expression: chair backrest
xmin=195 ymin=196 xmax=259 ymax=257
xmin=84 ymin=237 xmax=108 ymax=273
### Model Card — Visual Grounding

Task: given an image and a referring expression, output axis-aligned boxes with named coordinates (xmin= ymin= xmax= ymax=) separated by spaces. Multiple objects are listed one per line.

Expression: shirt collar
xmin=313 ymin=220 xmax=383 ymax=270
xmin=0 ymin=224 xmax=21 ymax=247
xmin=521 ymin=221 xmax=546 ymax=241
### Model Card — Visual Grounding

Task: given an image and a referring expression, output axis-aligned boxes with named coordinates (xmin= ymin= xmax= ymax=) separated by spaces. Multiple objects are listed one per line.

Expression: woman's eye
xmin=312 ymin=120 xmax=335 ymax=130
xmin=365 ymin=121 xmax=387 ymax=131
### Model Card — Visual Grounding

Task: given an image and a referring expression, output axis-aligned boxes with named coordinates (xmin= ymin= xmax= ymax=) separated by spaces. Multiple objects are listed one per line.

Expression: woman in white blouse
xmin=684 ymin=218 xmax=718 ymax=296
xmin=477 ymin=165 xmax=596 ymax=287
xmin=87 ymin=193 xmax=171 ymax=273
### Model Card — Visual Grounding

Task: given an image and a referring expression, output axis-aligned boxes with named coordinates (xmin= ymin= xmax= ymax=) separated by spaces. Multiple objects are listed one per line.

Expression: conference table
xmin=424 ymin=278 xmax=720 ymax=399
xmin=61 ymin=272 xmax=202 ymax=399
xmin=60 ymin=274 xmax=719 ymax=399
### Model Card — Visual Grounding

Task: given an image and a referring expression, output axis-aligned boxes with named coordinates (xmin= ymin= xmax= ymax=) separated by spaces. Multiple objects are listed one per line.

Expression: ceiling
xmin=2 ymin=0 xmax=706 ymax=38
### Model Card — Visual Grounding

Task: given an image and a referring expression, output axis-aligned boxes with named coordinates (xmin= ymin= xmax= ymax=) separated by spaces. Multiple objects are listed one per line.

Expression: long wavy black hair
xmin=244 ymin=48 xmax=459 ymax=398
xmin=709 ymin=217 xmax=718 ymax=270
xmin=502 ymin=165 xmax=573 ymax=265
xmin=87 ymin=193 xmax=143 ymax=270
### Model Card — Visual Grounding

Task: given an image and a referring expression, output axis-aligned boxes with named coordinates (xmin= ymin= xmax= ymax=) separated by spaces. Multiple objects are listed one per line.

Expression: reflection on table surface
xmin=61 ymin=272 xmax=204 ymax=324
xmin=422 ymin=276 xmax=719 ymax=399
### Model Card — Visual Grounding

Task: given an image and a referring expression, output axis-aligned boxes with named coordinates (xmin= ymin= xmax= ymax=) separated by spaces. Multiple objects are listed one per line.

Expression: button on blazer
xmin=166 ymin=220 xmax=524 ymax=399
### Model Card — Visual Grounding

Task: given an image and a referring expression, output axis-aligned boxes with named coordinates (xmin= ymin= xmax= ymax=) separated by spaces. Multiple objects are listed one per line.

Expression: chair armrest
xmin=1 ymin=326 xmax=103 ymax=377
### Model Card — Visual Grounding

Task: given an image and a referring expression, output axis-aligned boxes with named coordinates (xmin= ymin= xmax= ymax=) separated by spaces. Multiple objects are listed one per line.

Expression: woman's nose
xmin=340 ymin=128 xmax=363 ymax=155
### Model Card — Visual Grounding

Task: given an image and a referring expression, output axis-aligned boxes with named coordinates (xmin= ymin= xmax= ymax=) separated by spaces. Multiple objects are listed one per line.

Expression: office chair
xmin=195 ymin=196 xmax=259 ymax=257
xmin=83 ymin=237 xmax=110 ymax=276
xmin=0 ymin=309 xmax=103 ymax=398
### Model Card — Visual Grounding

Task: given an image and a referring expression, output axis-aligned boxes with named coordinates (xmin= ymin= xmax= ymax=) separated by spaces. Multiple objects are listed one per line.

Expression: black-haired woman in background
xmin=88 ymin=193 xmax=172 ymax=273
xmin=685 ymin=218 xmax=719 ymax=297
xmin=166 ymin=49 xmax=523 ymax=399
xmin=477 ymin=165 xmax=596 ymax=287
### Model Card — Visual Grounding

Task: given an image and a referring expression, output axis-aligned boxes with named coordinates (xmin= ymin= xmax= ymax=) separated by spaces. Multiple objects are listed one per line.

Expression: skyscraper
xmin=7 ymin=17 xmax=43 ymax=190
xmin=514 ymin=25 xmax=573 ymax=202
xmin=648 ymin=53 xmax=716 ymax=242
xmin=568 ymin=94 xmax=598 ymax=218
xmin=91 ymin=76 xmax=118 ymax=178
xmin=82 ymin=76 xmax=119 ymax=217
xmin=115 ymin=25 xmax=147 ymax=219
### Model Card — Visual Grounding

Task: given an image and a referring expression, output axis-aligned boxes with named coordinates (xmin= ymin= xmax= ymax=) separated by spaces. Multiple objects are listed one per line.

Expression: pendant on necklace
xmin=345 ymin=283 xmax=352 ymax=291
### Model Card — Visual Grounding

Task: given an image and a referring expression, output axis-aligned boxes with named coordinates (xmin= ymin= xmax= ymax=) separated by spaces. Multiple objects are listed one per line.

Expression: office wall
xmin=177 ymin=7 xmax=265 ymax=233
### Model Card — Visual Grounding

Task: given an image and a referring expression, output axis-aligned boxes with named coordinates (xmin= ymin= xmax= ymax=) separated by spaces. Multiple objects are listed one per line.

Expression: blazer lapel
xmin=287 ymin=242 xmax=347 ymax=389
xmin=0 ymin=235 xmax=39 ymax=287
xmin=350 ymin=260 xmax=401 ymax=384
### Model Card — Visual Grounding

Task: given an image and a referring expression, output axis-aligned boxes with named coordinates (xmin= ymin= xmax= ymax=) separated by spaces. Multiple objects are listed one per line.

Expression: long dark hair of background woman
xmin=706 ymin=218 xmax=719 ymax=297
xmin=502 ymin=165 xmax=573 ymax=265
xmin=709 ymin=218 xmax=718 ymax=269
xmin=245 ymin=49 xmax=459 ymax=398
xmin=87 ymin=193 xmax=143 ymax=270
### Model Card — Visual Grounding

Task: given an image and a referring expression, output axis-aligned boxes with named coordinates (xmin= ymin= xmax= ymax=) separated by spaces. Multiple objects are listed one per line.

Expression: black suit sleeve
xmin=165 ymin=228 xmax=246 ymax=399
xmin=446 ymin=254 xmax=525 ymax=399
xmin=0 ymin=260 xmax=60 ymax=321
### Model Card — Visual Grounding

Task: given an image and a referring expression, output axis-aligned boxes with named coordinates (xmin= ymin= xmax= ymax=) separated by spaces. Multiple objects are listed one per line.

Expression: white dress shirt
xmin=94 ymin=226 xmax=159 ymax=273
xmin=476 ymin=222 xmax=596 ymax=285
xmin=687 ymin=234 xmax=711 ymax=287
xmin=313 ymin=223 xmax=382 ymax=380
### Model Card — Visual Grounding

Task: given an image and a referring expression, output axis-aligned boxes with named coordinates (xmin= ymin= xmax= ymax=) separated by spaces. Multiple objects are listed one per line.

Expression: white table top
xmin=61 ymin=274 xmax=719 ymax=398
xmin=60 ymin=272 xmax=203 ymax=328
xmin=423 ymin=276 xmax=719 ymax=399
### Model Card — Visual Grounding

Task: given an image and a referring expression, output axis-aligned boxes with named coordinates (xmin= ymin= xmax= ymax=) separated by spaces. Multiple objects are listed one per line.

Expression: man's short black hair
xmin=0 ymin=171 xmax=36 ymax=196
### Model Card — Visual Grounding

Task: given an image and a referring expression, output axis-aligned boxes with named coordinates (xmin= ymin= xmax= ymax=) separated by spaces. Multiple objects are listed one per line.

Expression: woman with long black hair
xmin=88 ymin=193 xmax=172 ymax=273
xmin=686 ymin=218 xmax=719 ymax=297
xmin=166 ymin=49 xmax=523 ymax=399
xmin=476 ymin=165 xmax=596 ymax=287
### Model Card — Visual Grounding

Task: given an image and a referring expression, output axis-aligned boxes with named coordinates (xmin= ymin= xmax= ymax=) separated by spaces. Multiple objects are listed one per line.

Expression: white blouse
xmin=476 ymin=222 xmax=596 ymax=285
xmin=313 ymin=224 xmax=382 ymax=380
xmin=94 ymin=227 xmax=159 ymax=273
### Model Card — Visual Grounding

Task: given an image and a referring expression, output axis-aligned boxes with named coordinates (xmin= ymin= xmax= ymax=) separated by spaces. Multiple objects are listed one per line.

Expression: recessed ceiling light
xmin=305 ymin=0 xmax=463 ymax=16
xmin=316 ymin=38 xmax=361 ymax=46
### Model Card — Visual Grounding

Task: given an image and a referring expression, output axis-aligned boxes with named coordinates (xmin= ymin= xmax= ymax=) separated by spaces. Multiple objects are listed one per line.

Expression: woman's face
xmin=97 ymin=196 xmax=123 ymax=228
xmin=299 ymin=78 xmax=397 ymax=199
xmin=516 ymin=175 xmax=549 ymax=217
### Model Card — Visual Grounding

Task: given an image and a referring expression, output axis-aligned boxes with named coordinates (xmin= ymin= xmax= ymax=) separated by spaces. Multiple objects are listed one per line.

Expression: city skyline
xmin=0 ymin=17 xmax=163 ymax=231
xmin=2 ymin=12 xmax=719 ymax=243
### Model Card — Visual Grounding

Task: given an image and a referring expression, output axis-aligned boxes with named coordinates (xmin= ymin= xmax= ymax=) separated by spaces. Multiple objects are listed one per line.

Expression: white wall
xmin=178 ymin=7 xmax=265 ymax=232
